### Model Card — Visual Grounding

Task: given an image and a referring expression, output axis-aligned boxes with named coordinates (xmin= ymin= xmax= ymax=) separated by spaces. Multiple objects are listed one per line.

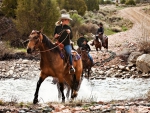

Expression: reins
xmin=38 ymin=30 xmax=69 ymax=53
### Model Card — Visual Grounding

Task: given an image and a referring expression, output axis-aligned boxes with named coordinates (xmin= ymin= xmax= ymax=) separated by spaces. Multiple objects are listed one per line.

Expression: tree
xmin=57 ymin=0 xmax=87 ymax=16
xmin=75 ymin=0 xmax=87 ymax=16
xmin=15 ymin=0 xmax=60 ymax=37
xmin=99 ymin=0 xmax=105 ymax=4
xmin=1 ymin=0 xmax=17 ymax=18
xmin=84 ymin=0 xmax=99 ymax=11
xmin=70 ymin=13 xmax=84 ymax=40
xmin=56 ymin=0 xmax=65 ymax=9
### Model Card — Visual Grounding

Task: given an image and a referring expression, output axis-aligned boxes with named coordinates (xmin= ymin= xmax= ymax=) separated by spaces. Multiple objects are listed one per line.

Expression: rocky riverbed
xmin=0 ymin=58 xmax=150 ymax=113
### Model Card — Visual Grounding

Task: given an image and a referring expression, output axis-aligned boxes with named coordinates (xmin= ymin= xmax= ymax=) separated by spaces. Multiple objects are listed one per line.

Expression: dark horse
xmin=80 ymin=50 xmax=93 ymax=79
xmin=27 ymin=30 xmax=83 ymax=104
xmin=91 ymin=34 xmax=108 ymax=51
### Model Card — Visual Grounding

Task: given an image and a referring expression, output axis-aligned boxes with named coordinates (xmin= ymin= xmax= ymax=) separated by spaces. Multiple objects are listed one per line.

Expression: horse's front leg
xmin=33 ymin=77 xmax=44 ymax=104
xmin=59 ymin=82 xmax=65 ymax=103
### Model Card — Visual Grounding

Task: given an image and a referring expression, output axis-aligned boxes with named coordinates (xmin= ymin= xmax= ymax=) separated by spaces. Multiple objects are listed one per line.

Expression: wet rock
xmin=118 ymin=65 xmax=125 ymax=70
xmin=114 ymin=73 xmax=122 ymax=78
xmin=142 ymin=73 xmax=150 ymax=78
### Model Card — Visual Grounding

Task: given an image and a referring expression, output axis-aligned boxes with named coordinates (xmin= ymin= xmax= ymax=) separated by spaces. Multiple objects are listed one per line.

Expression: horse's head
xmin=27 ymin=30 xmax=43 ymax=54
xmin=80 ymin=50 xmax=89 ymax=61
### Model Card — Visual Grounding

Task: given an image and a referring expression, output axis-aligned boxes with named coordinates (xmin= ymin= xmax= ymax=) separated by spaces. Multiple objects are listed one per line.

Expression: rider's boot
xmin=69 ymin=65 xmax=75 ymax=74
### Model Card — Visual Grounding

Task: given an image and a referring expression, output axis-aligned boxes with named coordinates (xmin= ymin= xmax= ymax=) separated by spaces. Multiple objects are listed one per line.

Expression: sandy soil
xmin=109 ymin=5 xmax=150 ymax=53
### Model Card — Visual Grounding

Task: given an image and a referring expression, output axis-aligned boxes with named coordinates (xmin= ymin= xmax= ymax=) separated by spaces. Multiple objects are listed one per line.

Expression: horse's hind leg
xmin=59 ymin=82 xmax=65 ymax=103
xmin=87 ymin=68 xmax=91 ymax=79
xmin=71 ymin=74 xmax=81 ymax=99
xmin=66 ymin=85 xmax=71 ymax=99
xmin=33 ymin=77 xmax=44 ymax=104
xmin=106 ymin=39 xmax=108 ymax=50
xmin=71 ymin=74 xmax=79 ymax=99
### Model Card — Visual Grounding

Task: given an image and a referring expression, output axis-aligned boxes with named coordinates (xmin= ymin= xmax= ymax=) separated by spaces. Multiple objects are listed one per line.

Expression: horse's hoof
xmin=71 ymin=91 xmax=78 ymax=98
xmin=62 ymin=99 xmax=65 ymax=103
xmin=69 ymin=99 xmax=73 ymax=103
xmin=33 ymin=98 xmax=38 ymax=104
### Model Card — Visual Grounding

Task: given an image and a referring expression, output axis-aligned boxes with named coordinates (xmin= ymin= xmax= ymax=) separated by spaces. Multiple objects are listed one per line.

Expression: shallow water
xmin=0 ymin=77 xmax=150 ymax=103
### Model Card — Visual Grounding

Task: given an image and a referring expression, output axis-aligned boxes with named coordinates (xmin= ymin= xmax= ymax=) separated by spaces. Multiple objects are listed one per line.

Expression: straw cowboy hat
xmin=59 ymin=14 xmax=72 ymax=21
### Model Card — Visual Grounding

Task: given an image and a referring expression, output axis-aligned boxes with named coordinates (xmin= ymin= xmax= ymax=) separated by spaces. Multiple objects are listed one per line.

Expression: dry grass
xmin=137 ymin=19 xmax=150 ymax=53
xmin=0 ymin=41 xmax=14 ymax=60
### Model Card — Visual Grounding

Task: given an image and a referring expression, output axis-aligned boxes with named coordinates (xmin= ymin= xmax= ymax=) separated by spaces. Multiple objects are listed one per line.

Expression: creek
xmin=0 ymin=77 xmax=150 ymax=103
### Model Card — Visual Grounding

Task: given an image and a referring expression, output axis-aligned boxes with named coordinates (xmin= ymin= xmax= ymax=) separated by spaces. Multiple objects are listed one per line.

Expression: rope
xmin=38 ymin=30 xmax=69 ymax=52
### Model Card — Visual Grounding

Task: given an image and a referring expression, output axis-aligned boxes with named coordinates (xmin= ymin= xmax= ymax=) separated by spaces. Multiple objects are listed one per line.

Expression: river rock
xmin=136 ymin=54 xmax=150 ymax=73
xmin=128 ymin=52 xmax=143 ymax=65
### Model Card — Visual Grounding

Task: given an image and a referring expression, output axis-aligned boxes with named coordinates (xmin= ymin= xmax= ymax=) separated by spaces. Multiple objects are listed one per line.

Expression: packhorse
xmin=27 ymin=30 xmax=83 ymax=104
xmin=91 ymin=34 xmax=108 ymax=51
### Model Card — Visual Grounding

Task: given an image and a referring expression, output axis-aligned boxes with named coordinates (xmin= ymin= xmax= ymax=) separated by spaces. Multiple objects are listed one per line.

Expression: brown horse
xmin=77 ymin=48 xmax=95 ymax=79
xmin=27 ymin=30 xmax=83 ymax=104
xmin=91 ymin=35 xmax=108 ymax=51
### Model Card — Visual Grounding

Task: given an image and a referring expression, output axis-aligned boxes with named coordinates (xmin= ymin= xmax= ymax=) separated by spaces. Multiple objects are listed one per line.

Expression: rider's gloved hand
xmin=54 ymin=34 xmax=60 ymax=38
xmin=66 ymin=29 xmax=70 ymax=34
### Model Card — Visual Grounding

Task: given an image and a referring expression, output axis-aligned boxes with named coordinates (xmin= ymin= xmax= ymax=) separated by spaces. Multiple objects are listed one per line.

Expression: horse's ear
xmin=40 ymin=27 xmax=44 ymax=33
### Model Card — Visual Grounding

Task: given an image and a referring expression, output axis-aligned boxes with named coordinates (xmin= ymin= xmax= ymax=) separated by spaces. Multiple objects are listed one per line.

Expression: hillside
xmin=90 ymin=4 xmax=150 ymax=67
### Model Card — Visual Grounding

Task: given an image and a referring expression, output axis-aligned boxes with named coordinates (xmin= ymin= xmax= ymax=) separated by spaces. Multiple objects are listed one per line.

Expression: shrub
xmin=125 ymin=0 xmax=136 ymax=5
xmin=111 ymin=26 xmax=122 ymax=32
xmin=78 ymin=23 xmax=98 ymax=35
xmin=137 ymin=20 xmax=150 ymax=53
xmin=0 ymin=41 xmax=14 ymax=60
xmin=104 ymin=0 xmax=112 ymax=4
xmin=120 ymin=0 xmax=126 ymax=4
xmin=138 ymin=38 xmax=150 ymax=53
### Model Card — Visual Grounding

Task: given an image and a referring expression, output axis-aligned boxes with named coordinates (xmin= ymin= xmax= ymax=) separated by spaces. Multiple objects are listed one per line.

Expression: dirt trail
xmin=108 ymin=5 xmax=150 ymax=53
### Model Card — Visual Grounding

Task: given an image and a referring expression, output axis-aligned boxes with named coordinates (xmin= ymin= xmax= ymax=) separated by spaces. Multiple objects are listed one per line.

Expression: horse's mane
xmin=42 ymin=34 xmax=60 ymax=52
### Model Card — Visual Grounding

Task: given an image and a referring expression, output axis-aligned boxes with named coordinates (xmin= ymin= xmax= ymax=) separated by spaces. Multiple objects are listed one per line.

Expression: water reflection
xmin=0 ymin=77 xmax=150 ymax=103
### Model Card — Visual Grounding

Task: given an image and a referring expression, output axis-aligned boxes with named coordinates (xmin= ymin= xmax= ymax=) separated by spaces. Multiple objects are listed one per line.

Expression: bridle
xmin=28 ymin=30 xmax=69 ymax=53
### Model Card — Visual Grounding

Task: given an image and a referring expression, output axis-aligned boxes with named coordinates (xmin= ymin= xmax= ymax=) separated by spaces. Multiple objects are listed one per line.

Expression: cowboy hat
xmin=59 ymin=14 xmax=72 ymax=21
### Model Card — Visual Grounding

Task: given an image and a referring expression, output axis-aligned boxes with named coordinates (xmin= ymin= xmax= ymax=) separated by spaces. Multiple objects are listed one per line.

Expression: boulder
xmin=136 ymin=54 xmax=150 ymax=73
xmin=128 ymin=52 xmax=143 ymax=65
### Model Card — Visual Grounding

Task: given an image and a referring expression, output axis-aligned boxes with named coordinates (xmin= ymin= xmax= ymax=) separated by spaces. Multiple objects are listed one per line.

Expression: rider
xmin=54 ymin=13 xmax=75 ymax=73
xmin=97 ymin=22 xmax=104 ymax=42
xmin=77 ymin=33 xmax=88 ymax=48
xmin=81 ymin=40 xmax=94 ymax=65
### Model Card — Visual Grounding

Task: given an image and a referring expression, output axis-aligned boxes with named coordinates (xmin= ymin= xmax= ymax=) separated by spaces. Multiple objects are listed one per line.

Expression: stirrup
xmin=69 ymin=66 xmax=75 ymax=74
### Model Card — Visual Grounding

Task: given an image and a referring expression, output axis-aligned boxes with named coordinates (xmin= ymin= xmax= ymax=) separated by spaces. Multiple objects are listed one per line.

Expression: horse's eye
xmin=33 ymin=36 xmax=39 ymax=40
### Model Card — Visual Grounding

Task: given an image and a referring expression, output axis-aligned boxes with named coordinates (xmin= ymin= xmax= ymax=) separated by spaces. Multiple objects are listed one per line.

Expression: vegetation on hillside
xmin=0 ymin=0 xmax=134 ymax=49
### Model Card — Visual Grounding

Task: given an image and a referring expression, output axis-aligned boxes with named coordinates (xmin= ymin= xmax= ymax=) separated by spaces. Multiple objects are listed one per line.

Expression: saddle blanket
xmin=60 ymin=50 xmax=80 ymax=61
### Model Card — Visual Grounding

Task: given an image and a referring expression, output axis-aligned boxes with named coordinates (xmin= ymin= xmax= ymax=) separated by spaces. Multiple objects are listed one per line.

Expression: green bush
xmin=0 ymin=42 xmax=14 ymax=60
xmin=120 ymin=0 xmax=126 ymax=4
xmin=104 ymin=0 xmax=112 ymax=4
xmin=111 ymin=26 xmax=122 ymax=32
xmin=125 ymin=0 xmax=136 ymax=5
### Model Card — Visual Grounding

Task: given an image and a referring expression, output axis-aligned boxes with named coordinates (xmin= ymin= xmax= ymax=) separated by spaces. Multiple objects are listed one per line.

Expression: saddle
xmin=59 ymin=48 xmax=80 ymax=67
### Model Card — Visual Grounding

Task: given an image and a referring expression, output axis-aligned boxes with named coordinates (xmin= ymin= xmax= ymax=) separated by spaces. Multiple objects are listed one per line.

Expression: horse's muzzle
xmin=27 ymin=48 xmax=32 ymax=54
